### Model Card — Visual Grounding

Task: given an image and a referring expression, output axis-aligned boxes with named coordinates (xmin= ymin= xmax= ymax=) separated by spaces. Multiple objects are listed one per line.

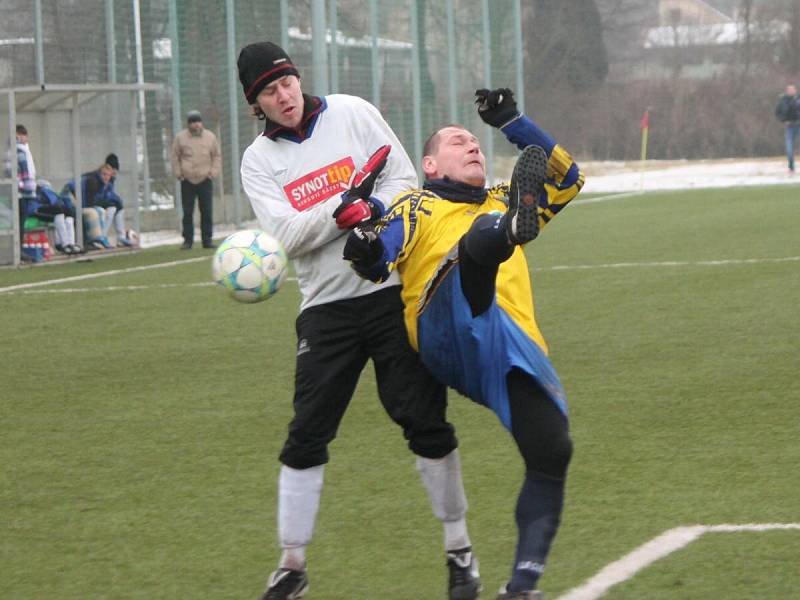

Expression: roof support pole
xmin=8 ymin=91 xmax=20 ymax=266
xmin=130 ymin=91 xmax=142 ymax=236
xmin=71 ymin=94 xmax=83 ymax=248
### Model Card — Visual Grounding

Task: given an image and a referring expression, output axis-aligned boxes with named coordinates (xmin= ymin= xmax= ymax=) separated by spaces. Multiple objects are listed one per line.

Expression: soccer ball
xmin=211 ymin=229 xmax=289 ymax=303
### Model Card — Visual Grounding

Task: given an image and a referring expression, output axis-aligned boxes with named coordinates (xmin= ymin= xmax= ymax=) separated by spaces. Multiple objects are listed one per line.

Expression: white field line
xmin=1 ymin=255 xmax=796 ymax=296
xmin=0 ymin=256 xmax=210 ymax=293
xmin=574 ymin=191 xmax=646 ymax=205
xmin=4 ymin=280 xmax=298 ymax=295
xmin=555 ymin=523 xmax=800 ymax=600
xmin=536 ymin=256 xmax=800 ymax=272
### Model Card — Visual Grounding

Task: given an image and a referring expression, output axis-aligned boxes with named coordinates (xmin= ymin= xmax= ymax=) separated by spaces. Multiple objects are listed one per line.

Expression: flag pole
xmin=639 ymin=107 xmax=650 ymax=191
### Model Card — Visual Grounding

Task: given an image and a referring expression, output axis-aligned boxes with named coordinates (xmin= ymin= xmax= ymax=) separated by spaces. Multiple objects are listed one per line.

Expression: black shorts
xmin=279 ymin=285 xmax=457 ymax=469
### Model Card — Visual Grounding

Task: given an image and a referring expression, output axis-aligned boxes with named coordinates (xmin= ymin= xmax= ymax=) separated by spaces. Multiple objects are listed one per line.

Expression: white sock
xmin=64 ymin=216 xmax=76 ymax=246
xmin=53 ymin=214 xmax=67 ymax=246
xmin=278 ymin=464 xmax=324 ymax=570
xmin=114 ymin=208 xmax=126 ymax=239
xmin=416 ymin=449 xmax=472 ymax=551
xmin=102 ymin=206 xmax=116 ymax=236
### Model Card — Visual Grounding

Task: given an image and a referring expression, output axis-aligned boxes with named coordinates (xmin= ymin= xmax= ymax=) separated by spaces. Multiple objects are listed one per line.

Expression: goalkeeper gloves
xmin=333 ymin=144 xmax=392 ymax=229
xmin=343 ymin=224 xmax=384 ymax=265
xmin=475 ymin=88 xmax=520 ymax=128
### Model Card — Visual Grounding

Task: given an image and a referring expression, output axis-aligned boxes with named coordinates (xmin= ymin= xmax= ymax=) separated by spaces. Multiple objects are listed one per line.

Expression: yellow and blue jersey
xmin=355 ymin=116 xmax=584 ymax=352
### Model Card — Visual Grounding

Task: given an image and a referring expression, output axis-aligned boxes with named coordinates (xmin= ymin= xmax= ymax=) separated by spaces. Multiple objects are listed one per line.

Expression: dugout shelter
xmin=1 ymin=83 xmax=160 ymax=267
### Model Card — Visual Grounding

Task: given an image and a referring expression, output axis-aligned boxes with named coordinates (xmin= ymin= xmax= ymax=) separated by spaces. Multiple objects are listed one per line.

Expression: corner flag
xmin=640 ymin=109 xmax=650 ymax=162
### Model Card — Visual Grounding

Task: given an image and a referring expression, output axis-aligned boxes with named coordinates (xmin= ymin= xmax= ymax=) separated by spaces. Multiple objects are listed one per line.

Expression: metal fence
xmin=2 ymin=0 xmax=797 ymax=239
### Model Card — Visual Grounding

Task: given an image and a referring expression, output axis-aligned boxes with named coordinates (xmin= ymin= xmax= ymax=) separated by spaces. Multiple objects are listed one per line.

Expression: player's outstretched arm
xmin=477 ymin=87 xmax=584 ymax=227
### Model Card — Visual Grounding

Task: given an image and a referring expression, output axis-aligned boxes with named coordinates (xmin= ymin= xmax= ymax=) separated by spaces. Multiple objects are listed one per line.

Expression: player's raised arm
xmin=476 ymin=87 xmax=585 ymax=227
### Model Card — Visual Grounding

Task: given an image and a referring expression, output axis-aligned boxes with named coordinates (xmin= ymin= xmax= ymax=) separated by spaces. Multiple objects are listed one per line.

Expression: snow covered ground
xmin=580 ymin=156 xmax=798 ymax=194
xmin=139 ymin=157 xmax=798 ymax=248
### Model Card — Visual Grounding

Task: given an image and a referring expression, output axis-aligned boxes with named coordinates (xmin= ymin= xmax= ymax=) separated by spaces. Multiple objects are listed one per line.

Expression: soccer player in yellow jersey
xmin=341 ymin=88 xmax=584 ymax=600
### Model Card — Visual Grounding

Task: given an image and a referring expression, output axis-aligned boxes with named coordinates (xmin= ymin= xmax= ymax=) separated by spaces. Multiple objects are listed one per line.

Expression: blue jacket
xmin=64 ymin=170 xmax=123 ymax=207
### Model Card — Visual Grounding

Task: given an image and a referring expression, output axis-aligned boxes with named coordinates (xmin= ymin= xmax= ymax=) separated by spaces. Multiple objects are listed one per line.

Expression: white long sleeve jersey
xmin=241 ymin=94 xmax=417 ymax=312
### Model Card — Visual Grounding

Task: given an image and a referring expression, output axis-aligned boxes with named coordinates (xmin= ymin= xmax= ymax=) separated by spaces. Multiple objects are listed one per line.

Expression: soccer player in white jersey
xmin=237 ymin=41 xmax=480 ymax=600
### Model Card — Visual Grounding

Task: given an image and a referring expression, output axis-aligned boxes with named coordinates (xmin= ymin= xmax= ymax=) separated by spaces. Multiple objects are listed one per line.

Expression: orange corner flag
xmin=640 ymin=109 xmax=650 ymax=161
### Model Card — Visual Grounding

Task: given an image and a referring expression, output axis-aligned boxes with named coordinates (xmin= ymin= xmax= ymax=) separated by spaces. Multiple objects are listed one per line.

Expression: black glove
xmin=475 ymin=88 xmax=519 ymax=128
xmin=343 ymin=224 xmax=384 ymax=265
xmin=333 ymin=144 xmax=391 ymax=229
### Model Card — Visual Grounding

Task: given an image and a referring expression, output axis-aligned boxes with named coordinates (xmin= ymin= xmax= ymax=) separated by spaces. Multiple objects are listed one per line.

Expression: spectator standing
xmin=775 ymin=84 xmax=800 ymax=174
xmin=171 ymin=111 xmax=221 ymax=249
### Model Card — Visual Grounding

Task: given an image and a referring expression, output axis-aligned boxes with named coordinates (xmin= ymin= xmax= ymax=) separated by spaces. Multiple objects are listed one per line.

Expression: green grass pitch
xmin=1 ymin=184 xmax=798 ymax=599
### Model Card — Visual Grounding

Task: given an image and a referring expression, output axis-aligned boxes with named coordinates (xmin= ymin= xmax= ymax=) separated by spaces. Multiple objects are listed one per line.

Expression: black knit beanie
xmin=105 ymin=153 xmax=120 ymax=171
xmin=238 ymin=42 xmax=300 ymax=104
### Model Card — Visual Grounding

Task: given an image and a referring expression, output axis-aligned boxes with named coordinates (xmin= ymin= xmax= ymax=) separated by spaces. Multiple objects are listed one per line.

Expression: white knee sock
xmin=64 ymin=216 xmax=76 ymax=246
xmin=114 ymin=208 xmax=126 ymax=239
xmin=278 ymin=464 xmax=324 ymax=570
xmin=53 ymin=214 xmax=67 ymax=246
xmin=102 ymin=206 xmax=116 ymax=237
xmin=416 ymin=449 xmax=472 ymax=551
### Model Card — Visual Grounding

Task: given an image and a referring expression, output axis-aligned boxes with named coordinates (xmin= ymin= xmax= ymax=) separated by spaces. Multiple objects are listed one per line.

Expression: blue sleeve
xmin=500 ymin=114 xmax=557 ymax=154
xmin=80 ymin=177 xmax=90 ymax=202
xmin=106 ymin=180 xmax=123 ymax=203
xmin=351 ymin=211 xmax=404 ymax=283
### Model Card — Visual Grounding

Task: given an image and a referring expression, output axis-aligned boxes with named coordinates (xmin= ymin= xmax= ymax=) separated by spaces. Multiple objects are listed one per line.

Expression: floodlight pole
xmin=446 ymin=0 xmax=457 ymax=123
xmin=513 ymin=0 xmax=525 ymax=114
xmin=280 ymin=0 xmax=289 ymax=51
xmin=168 ymin=0 xmax=182 ymax=227
xmin=329 ymin=0 xmax=339 ymax=94
xmin=370 ymin=0 xmax=380 ymax=107
xmin=132 ymin=0 xmax=152 ymax=210
xmin=311 ymin=0 xmax=329 ymax=95
xmin=225 ymin=0 xmax=241 ymax=226
xmin=410 ymin=1 xmax=423 ymax=180
xmin=481 ymin=0 xmax=494 ymax=184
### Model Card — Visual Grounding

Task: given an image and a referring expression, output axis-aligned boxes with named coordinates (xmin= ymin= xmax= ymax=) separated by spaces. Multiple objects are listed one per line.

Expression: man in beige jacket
xmin=171 ymin=110 xmax=222 ymax=249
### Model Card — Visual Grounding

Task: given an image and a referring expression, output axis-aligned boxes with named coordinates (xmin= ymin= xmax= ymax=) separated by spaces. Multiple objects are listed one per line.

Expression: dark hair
xmin=422 ymin=124 xmax=469 ymax=158
xmin=16 ymin=124 xmax=28 ymax=135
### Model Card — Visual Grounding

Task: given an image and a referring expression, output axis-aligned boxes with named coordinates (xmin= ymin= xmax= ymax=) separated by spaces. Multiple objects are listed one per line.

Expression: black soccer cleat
xmin=496 ymin=585 xmax=545 ymax=600
xmin=260 ymin=568 xmax=309 ymax=600
xmin=447 ymin=547 xmax=482 ymax=599
xmin=506 ymin=145 xmax=548 ymax=245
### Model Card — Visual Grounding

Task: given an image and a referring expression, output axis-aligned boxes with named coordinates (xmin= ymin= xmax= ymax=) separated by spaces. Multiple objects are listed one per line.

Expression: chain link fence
xmin=2 ymin=0 xmax=798 ymax=240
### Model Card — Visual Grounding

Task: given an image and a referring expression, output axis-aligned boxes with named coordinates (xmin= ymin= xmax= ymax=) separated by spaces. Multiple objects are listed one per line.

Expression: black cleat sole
xmin=507 ymin=145 xmax=547 ymax=244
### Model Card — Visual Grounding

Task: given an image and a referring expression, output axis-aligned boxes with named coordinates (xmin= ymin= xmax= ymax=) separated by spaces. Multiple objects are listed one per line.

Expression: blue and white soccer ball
xmin=212 ymin=229 xmax=289 ymax=303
